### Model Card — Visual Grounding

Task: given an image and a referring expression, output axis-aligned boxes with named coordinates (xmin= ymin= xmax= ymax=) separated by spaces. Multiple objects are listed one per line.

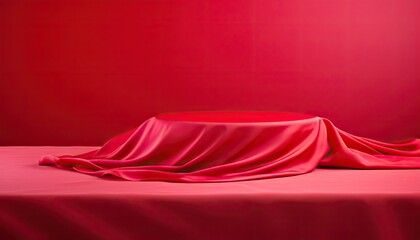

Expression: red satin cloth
xmin=39 ymin=112 xmax=420 ymax=182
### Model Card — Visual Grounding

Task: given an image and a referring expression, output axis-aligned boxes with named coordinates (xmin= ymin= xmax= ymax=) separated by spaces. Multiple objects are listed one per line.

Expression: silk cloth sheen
xmin=39 ymin=112 xmax=420 ymax=182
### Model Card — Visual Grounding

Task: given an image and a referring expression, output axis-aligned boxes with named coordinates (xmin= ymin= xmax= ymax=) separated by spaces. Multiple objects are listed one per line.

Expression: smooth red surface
xmin=1 ymin=0 xmax=420 ymax=145
xmin=3 ymin=146 xmax=420 ymax=239
xmin=156 ymin=111 xmax=315 ymax=122
xmin=39 ymin=112 xmax=420 ymax=182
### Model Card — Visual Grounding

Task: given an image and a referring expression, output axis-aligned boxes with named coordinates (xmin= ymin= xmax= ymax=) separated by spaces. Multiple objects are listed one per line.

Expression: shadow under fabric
xmin=39 ymin=112 xmax=420 ymax=182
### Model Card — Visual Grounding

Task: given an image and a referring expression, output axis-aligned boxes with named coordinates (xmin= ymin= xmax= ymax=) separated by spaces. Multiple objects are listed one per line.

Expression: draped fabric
xmin=39 ymin=112 xmax=420 ymax=182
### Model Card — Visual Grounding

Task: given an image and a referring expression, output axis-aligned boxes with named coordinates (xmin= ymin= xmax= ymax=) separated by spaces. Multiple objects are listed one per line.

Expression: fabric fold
xmin=39 ymin=112 xmax=420 ymax=182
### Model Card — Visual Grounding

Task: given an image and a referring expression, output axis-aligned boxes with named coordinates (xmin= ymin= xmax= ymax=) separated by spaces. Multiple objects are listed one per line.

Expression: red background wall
xmin=1 ymin=0 xmax=419 ymax=146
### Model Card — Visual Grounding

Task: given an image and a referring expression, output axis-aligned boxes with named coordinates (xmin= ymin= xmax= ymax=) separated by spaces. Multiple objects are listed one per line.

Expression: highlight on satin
xmin=39 ymin=112 xmax=420 ymax=182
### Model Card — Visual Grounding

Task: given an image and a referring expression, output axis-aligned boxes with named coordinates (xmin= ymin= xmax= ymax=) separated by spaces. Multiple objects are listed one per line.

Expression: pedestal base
xmin=40 ymin=112 xmax=420 ymax=182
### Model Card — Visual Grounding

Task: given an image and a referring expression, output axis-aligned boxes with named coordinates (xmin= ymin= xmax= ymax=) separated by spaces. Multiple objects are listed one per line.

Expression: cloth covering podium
xmin=39 ymin=112 xmax=420 ymax=182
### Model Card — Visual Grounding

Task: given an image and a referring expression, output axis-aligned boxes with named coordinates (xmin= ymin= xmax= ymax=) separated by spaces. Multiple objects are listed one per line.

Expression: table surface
xmin=2 ymin=146 xmax=420 ymax=196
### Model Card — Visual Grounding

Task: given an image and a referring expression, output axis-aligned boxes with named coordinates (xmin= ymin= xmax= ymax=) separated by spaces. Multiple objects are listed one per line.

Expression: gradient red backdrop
xmin=1 ymin=0 xmax=419 ymax=145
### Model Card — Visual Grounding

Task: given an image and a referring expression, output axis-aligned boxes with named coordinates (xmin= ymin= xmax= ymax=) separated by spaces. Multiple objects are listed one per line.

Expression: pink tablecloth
xmin=39 ymin=112 xmax=420 ymax=182
xmin=1 ymin=147 xmax=420 ymax=239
